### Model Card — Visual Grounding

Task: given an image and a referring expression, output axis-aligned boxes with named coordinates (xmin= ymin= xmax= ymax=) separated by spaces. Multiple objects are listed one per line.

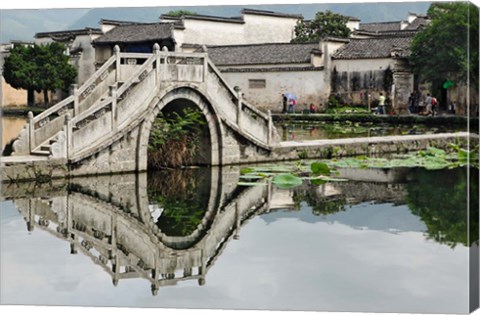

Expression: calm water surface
xmin=1 ymin=116 xmax=27 ymax=151
xmin=1 ymin=166 xmax=477 ymax=313
xmin=278 ymin=122 xmax=466 ymax=141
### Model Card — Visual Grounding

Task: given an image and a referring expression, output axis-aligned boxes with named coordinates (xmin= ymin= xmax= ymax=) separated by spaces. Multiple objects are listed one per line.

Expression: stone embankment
xmin=2 ymin=132 xmax=476 ymax=182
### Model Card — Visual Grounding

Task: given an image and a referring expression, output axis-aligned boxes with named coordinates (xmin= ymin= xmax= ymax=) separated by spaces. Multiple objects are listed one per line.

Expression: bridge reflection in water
xmin=3 ymin=167 xmax=274 ymax=295
xmin=1 ymin=166 xmax=476 ymax=297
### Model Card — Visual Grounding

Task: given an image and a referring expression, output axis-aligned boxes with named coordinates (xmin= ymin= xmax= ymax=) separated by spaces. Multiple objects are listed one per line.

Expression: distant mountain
xmin=69 ymin=2 xmax=431 ymax=28
xmin=1 ymin=2 xmax=431 ymax=43
xmin=0 ymin=8 xmax=90 ymax=43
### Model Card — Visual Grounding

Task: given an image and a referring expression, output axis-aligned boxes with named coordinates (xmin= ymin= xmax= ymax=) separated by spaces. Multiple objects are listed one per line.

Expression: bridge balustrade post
xmin=201 ymin=46 xmax=208 ymax=83
xmin=109 ymin=84 xmax=118 ymax=132
xmin=114 ymin=45 xmax=121 ymax=82
xmin=71 ymin=84 xmax=79 ymax=116
xmin=64 ymin=113 xmax=72 ymax=159
xmin=267 ymin=110 xmax=273 ymax=146
xmin=234 ymin=86 xmax=242 ymax=130
xmin=162 ymin=46 xmax=168 ymax=81
xmin=153 ymin=43 xmax=160 ymax=86
xmin=27 ymin=111 xmax=34 ymax=152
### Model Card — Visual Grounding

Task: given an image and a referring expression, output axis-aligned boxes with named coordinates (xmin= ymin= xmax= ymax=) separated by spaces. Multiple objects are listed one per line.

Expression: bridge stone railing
xmin=14 ymin=43 xmax=275 ymax=163
xmin=65 ymin=45 xmax=212 ymax=159
xmin=206 ymin=61 xmax=275 ymax=148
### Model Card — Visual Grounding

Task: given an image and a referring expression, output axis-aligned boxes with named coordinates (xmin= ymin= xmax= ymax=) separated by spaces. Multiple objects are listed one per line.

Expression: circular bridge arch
xmin=138 ymin=85 xmax=223 ymax=170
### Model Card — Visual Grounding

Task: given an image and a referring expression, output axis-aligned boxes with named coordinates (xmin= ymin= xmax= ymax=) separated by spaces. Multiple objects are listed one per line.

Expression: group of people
xmin=408 ymin=91 xmax=438 ymax=116
xmin=282 ymin=93 xmax=318 ymax=114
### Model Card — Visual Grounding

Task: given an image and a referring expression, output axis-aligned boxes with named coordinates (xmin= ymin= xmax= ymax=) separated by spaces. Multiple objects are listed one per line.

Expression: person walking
xmin=425 ymin=93 xmax=433 ymax=116
xmin=377 ymin=93 xmax=386 ymax=115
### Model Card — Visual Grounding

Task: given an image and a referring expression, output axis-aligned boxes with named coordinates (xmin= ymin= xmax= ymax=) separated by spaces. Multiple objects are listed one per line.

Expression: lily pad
xmin=310 ymin=162 xmax=331 ymax=176
xmin=272 ymin=173 xmax=303 ymax=189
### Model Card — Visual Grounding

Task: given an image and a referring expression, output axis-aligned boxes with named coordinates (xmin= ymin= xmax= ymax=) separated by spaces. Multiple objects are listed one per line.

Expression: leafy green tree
xmin=3 ymin=45 xmax=38 ymax=106
xmin=410 ymin=2 xmax=479 ymax=90
xmin=406 ymin=168 xmax=479 ymax=248
xmin=291 ymin=10 xmax=351 ymax=43
xmin=164 ymin=10 xmax=197 ymax=17
xmin=36 ymin=43 xmax=77 ymax=105
xmin=3 ymin=43 xmax=77 ymax=107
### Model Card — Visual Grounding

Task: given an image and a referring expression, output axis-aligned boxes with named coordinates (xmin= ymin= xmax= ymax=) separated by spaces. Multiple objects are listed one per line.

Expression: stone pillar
xmin=109 ymin=84 xmax=118 ymax=132
xmin=267 ymin=110 xmax=273 ymax=146
xmin=153 ymin=43 xmax=160 ymax=86
xmin=27 ymin=111 xmax=34 ymax=152
xmin=202 ymin=45 xmax=208 ymax=83
xmin=162 ymin=46 xmax=169 ymax=81
xmin=72 ymin=84 xmax=79 ymax=116
xmin=114 ymin=45 xmax=121 ymax=82
xmin=234 ymin=86 xmax=242 ymax=129
xmin=393 ymin=71 xmax=414 ymax=115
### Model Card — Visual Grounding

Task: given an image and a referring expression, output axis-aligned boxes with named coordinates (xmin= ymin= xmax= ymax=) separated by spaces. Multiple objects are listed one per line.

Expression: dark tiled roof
xmin=241 ymin=8 xmax=302 ymax=19
xmin=160 ymin=13 xmax=244 ymax=24
xmin=93 ymin=23 xmax=174 ymax=44
xmin=332 ymin=36 xmax=413 ymax=59
xmin=403 ymin=16 xmax=429 ymax=30
xmin=35 ymin=28 xmax=103 ymax=39
xmin=206 ymin=42 xmax=320 ymax=66
xmin=358 ymin=21 xmax=402 ymax=32
xmin=220 ymin=66 xmax=324 ymax=73
xmin=100 ymin=19 xmax=144 ymax=26
xmin=352 ymin=29 xmax=418 ymax=37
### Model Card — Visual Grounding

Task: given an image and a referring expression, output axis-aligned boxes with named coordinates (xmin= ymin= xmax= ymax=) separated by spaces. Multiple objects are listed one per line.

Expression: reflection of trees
xmin=406 ymin=168 xmax=479 ymax=248
xmin=147 ymin=169 xmax=211 ymax=237
xmin=293 ymin=188 xmax=347 ymax=216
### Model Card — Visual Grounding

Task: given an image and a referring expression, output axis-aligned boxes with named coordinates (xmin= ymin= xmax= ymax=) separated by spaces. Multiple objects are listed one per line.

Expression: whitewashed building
xmin=35 ymin=28 xmax=104 ymax=85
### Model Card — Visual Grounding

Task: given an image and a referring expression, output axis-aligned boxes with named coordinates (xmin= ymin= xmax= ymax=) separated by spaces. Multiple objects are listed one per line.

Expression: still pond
xmin=1 ymin=165 xmax=477 ymax=313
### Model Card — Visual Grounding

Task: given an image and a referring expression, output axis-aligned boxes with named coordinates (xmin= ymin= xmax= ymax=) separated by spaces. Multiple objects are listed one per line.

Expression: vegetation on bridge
xmin=148 ymin=107 xmax=206 ymax=168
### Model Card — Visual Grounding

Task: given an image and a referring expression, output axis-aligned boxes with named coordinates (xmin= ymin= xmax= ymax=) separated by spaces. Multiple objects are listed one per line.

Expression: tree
xmin=3 ymin=45 xmax=38 ymax=106
xmin=3 ymin=43 xmax=77 ymax=107
xmin=410 ymin=2 xmax=479 ymax=90
xmin=164 ymin=10 xmax=197 ymax=17
xmin=291 ymin=10 xmax=351 ymax=43
xmin=36 ymin=43 xmax=77 ymax=106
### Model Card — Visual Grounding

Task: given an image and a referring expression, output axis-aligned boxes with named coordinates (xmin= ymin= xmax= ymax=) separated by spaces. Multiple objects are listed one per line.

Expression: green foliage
xmin=148 ymin=107 xmax=206 ymax=168
xmin=291 ymin=10 xmax=351 ymax=43
xmin=165 ymin=10 xmax=197 ymax=17
xmin=272 ymin=173 xmax=304 ymax=189
xmin=3 ymin=43 xmax=77 ymax=106
xmin=147 ymin=169 xmax=210 ymax=238
xmin=406 ymin=168 xmax=479 ymax=248
xmin=410 ymin=2 xmax=479 ymax=89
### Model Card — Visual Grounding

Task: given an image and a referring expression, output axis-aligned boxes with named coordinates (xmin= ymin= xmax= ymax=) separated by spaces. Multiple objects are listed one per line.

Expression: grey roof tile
xmin=93 ymin=23 xmax=174 ymax=44
xmin=206 ymin=42 xmax=320 ymax=66
xmin=358 ymin=21 xmax=402 ymax=32
xmin=332 ymin=36 xmax=413 ymax=59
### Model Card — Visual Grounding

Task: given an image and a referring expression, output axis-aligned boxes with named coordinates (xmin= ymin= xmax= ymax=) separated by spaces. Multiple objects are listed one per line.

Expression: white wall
xmin=174 ymin=14 xmax=298 ymax=49
xmin=243 ymin=14 xmax=297 ymax=44
xmin=332 ymin=58 xmax=394 ymax=72
xmin=179 ymin=20 xmax=245 ymax=47
xmin=220 ymin=68 xmax=328 ymax=112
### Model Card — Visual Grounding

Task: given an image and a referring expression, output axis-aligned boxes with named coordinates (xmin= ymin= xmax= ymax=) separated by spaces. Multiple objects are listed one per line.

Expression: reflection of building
xmin=2 ymin=169 xmax=272 ymax=295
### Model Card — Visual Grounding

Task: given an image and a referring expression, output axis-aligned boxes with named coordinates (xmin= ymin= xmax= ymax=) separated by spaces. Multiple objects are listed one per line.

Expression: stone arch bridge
xmin=5 ymin=44 xmax=472 ymax=180
xmin=12 ymin=44 xmax=277 ymax=176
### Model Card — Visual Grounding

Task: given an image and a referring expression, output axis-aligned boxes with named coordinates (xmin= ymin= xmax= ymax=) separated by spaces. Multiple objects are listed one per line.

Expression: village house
xmin=34 ymin=27 xmax=104 ymax=86
xmin=6 ymin=9 xmax=469 ymax=114
xmin=205 ymin=42 xmax=325 ymax=112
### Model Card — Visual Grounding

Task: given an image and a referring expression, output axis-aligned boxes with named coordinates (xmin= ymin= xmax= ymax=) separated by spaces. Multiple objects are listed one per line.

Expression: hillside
xmin=1 ymin=2 xmax=431 ymax=43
